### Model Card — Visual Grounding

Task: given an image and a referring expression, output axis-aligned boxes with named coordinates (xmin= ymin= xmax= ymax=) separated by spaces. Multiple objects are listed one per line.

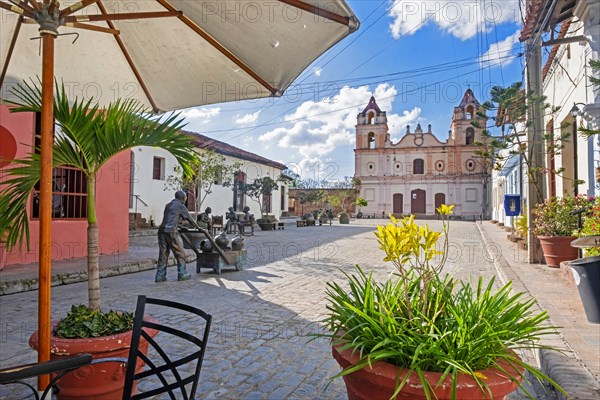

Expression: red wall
xmin=0 ymin=105 xmax=129 ymax=266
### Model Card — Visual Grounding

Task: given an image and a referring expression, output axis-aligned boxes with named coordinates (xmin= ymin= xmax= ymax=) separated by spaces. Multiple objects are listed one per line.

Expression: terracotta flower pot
xmin=537 ymin=236 xmax=579 ymax=268
xmin=29 ymin=316 xmax=158 ymax=400
xmin=332 ymin=344 xmax=524 ymax=400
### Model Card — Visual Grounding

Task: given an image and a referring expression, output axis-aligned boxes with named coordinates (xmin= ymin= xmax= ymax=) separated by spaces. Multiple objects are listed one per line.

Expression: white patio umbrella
xmin=0 ymin=0 xmax=358 ymax=389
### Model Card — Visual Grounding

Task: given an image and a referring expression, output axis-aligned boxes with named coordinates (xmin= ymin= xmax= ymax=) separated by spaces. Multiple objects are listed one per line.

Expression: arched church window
xmin=367 ymin=112 xmax=375 ymax=124
xmin=413 ymin=158 xmax=424 ymax=175
xmin=466 ymin=105 xmax=474 ymax=120
xmin=368 ymin=132 xmax=375 ymax=149
xmin=466 ymin=127 xmax=475 ymax=145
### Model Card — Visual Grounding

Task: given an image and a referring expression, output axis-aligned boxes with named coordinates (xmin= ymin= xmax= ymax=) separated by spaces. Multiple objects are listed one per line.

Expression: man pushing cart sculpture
xmin=156 ymin=191 xmax=243 ymax=281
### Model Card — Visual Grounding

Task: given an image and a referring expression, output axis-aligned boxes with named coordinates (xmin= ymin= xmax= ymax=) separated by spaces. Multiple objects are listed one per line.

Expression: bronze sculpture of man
xmin=197 ymin=207 xmax=213 ymax=232
xmin=155 ymin=190 xmax=197 ymax=282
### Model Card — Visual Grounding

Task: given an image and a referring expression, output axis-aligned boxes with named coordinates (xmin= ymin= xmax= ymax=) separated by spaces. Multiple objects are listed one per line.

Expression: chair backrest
xmin=212 ymin=215 xmax=223 ymax=227
xmin=123 ymin=296 xmax=212 ymax=400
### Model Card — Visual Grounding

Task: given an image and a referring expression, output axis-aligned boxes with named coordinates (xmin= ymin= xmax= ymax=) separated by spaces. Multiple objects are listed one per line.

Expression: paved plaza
xmin=0 ymin=219 xmax=598 ymax=399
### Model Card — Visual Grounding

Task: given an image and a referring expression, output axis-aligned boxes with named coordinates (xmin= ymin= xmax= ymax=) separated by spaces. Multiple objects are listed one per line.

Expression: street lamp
xmin=569 ymin=103 xmax=585 ymax=196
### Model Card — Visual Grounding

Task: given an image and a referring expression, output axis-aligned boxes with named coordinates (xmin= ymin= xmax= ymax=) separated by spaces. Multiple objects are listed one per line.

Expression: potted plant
xmin=0 ymin=81 xmax=195 ymax=398
xmin=237 ymin=176 xmax=282 ymax=231
xmin=323 ymin=205 xmax=565 ymax=399
xmin=29 ymin=306 xmax=158 ymax=400
xmin=570 ymin=198 xmax=600 ymax=323
xmin=532 ymin=195 xmax=591 ymax=267
xmin=514 ymin=212 xmax=528 ymax=250
xmin=355 ymin=197 xmax=367 ymax=219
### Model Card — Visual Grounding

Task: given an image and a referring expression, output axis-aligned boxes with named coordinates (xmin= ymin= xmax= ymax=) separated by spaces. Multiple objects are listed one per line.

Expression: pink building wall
xmin=0 ymin=105 xmax=129 ymax=267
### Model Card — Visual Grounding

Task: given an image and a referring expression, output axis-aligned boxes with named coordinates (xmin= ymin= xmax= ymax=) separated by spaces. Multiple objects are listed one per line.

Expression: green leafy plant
xmin=54 ymin=305 xmax=134 ymax=339
xmin=164 ymin=149 xmax=242 ymax=213
xmin=580 ymin=197 xmax=600 ymax=257
xmin=532 ymin=195 xmax=592 ymax=237
xmin=355 ymin=197 xmax=367 ymax=209
xmin=0 ymin=80 xmax=195 ymax=311
xmin=515 ymin=212 xmax=528 ymax=241
xmin=237 ymin=176 xmax=283 ymax=220
xmin=322 ymin=205 xmax=565 ymax=399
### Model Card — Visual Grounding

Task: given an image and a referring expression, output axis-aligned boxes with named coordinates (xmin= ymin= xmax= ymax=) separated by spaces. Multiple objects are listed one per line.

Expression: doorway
xmin=411 ymin=189 xmax=426 ymax=214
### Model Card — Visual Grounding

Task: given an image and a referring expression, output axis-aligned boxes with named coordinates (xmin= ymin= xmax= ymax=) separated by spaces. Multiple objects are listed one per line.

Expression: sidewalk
xmin=477 ymin=221 xmax=600 ymax=400
xmin=0 ymin=234 xmax=198 ymax=296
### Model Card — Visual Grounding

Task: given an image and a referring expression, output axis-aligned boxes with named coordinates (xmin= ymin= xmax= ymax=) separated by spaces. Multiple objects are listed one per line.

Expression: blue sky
xmin=179 ymin=1 xmax=526 ymax=182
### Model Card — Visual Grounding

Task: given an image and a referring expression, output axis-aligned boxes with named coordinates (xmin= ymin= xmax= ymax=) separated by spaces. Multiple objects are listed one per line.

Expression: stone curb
xmin=0 ymin=254 xmax=196 ymax=296
xmin=476 ymin=222 xmax=600 ymax=400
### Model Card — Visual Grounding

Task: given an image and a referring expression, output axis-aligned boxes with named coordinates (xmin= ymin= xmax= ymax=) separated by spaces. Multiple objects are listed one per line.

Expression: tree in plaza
xmin=355 ymin=197 xmax=368 ymax=215
xmin=237 ymin=176 xmax=284 ymax=221
xmin=472 ymin=82 xmax=573 ymax=199
xmin=0 ymin=81 xmax=195 ymax=311
xmin=165 ymin=149 xmax=242 ymax=214
xmin=297 ymin=189 xmax=325 ymax=216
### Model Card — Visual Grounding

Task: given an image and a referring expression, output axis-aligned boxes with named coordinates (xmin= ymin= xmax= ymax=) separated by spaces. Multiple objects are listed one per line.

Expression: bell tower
xmin=356 ymin=96 xmax=389 ymax=150
xmin=449 ymin=89 xmax=482 ymax=146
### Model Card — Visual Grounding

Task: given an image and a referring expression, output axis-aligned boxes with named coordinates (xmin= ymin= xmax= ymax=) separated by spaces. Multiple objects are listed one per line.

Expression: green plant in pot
xmin=532 ymin=195 xmax=591 ymax=267
xmin=323 ymin=205 xmax=565 ymax=400
xmin=0 ymin=81 xmax=193 ymax=399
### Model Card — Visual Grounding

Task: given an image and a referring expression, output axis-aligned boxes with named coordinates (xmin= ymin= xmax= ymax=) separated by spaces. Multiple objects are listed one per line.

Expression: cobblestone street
xmin=0 ymin=220 xmax=571 ymax=399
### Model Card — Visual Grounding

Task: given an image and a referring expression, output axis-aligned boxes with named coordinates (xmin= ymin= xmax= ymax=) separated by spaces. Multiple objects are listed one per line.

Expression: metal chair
xmin=0 ymin=296 xmax=212 ymax=400
xmin=211 ymin=215 xmax=224 ymax=235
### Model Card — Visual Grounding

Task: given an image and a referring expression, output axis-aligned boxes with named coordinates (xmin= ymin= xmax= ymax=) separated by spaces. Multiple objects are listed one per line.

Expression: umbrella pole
xmin=37 ymin=32 xmax=55 ymax=392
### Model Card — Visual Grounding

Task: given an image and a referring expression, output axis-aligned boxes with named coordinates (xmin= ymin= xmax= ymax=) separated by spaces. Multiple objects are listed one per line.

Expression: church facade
xmin=354 ymin=89 xmax=488 ymax=218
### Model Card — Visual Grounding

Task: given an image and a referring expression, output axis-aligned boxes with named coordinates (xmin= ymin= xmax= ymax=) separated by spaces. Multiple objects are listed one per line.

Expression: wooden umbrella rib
xmin=277 ymin=0 xmax=350 ymax=26
xmin=0 ymin=1 xmax=34 ymax=18
xmin=155 ymin=0 xmax=277 ymax=96
xmin=95 ymin=0 xmax=160 ymax=113
xmin=7 ymin=0 xmax=34 ymax=14
xmin=65 ymin=10 xmax=181 ymax=23
xmin=65 ymin=22 xmax=120 ymax=35
xmin=59 ymin=0 xmax=98 ymax=17
xmin=0 ymin=15 xmax=23 ymax=88
xmin=25 ymin=0 xmax=40 ymax=12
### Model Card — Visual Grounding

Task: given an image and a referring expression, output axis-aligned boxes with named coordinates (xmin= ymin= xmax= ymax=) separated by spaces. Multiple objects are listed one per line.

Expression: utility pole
xmin=526 ymin=37 xmax=547 ymax=263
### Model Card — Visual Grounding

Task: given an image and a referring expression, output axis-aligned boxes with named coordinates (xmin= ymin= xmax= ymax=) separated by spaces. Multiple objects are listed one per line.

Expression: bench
xmin=276 ymin=222 xmax=285 ymax=230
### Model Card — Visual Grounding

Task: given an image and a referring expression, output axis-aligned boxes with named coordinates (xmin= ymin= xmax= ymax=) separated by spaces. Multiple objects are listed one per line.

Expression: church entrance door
xmin=411 ymin=189 xmax=426 ymax=214
xmin=434 ymin=193 xmax=446 ymax=213
xmin=393 ymin=193 xmax=403 ymax=214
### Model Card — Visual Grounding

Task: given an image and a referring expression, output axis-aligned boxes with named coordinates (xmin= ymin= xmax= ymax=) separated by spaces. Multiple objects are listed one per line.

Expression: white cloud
xmin=387 ymin=107 xmax=422 ymax=140
xmin=258 ymin=83 xmax=421 ymax=176
xmin=235 ymin=110 xmax=261 ymax=125
xmin=313 ymin=67 xmax=322 ymax=77
xmin=479 ymin=30 xmax=521 ymax=68
xmin=389 ymin=1 xmax=520 ymax=41
xmin=180 ymin=107 xmax=220 ymax=123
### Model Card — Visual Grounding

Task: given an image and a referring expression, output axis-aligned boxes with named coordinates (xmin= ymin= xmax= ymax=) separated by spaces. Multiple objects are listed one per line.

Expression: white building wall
xmin=543 ymin=19 xmax=599 ymax=197
xmin=130 ymin=147 xmax=287 ymax=224
xmin=130 ymin=146 xmax=180 ymax=226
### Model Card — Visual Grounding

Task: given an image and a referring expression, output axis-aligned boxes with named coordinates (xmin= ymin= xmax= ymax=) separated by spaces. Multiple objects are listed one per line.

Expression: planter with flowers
xmin=322 ymin=205 xmax=565 ymax=399
xmin=570 ymin=199 xmax=600 ymax=323
xmin=532 ymin=195 xmax=591 ymax=267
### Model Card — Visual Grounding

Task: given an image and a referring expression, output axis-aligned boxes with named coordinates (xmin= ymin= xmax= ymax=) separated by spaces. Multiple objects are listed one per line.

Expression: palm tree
xmin=0 ymin=81 xmax=195 ymax=310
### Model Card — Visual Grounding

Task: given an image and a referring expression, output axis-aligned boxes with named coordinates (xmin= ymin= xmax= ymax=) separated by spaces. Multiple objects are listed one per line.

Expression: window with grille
xmin=413 ymin=158 xmax=424 ymax=174
xmin=153 ymin=157 xmax=165 ymax=180
xmin=32 ymin=167 xmax=88 ymax=219
xmin=32 ymin=113 xmax=87 ymax=219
